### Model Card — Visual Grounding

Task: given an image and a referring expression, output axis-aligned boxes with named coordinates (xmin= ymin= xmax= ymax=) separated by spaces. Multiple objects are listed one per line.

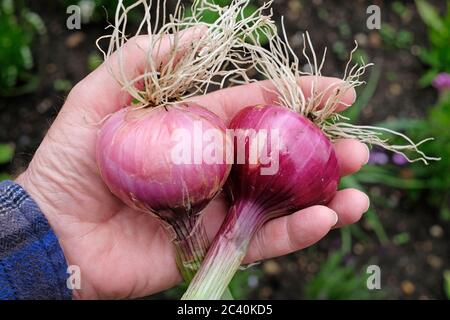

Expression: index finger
xmin=191 ymin=76 xmax=356 ymax=124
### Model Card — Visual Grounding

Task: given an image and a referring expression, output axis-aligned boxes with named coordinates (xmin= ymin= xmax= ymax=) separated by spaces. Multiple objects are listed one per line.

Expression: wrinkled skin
xmin=16 ymin=28 xmax=370 ymax=299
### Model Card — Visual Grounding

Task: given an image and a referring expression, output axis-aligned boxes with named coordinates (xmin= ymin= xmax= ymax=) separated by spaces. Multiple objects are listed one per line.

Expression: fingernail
xmin=363 ymin=193 xmax=371 ymax=213
xmin=363 ymin=144 xmax=370 ymax=165
xmin=330 ymin=210 xmax=339 ymax=227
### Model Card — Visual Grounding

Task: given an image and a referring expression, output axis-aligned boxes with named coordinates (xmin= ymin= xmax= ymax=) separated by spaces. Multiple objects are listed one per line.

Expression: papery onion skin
xmin=228 ymin=104 xmax=340 ymax=220
xmin=96 ymin=104 xmax=231 ymax=224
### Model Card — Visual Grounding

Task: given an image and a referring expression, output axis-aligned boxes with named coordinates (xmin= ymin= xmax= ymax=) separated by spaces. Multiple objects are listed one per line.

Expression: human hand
xmin=16 ymin=28 xmax=370 ymax=299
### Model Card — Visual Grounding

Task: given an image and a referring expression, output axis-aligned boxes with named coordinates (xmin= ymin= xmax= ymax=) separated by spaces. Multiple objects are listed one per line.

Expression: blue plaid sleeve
xmin=0 ymin=180 xmax=72 ymax=300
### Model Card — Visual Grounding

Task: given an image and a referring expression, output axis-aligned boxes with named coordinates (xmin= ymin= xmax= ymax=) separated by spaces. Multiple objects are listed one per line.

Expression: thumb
xmin=67 ymin=26 xmax=207 ymax=120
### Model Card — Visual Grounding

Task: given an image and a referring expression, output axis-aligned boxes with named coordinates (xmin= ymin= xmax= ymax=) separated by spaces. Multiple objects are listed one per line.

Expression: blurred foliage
xmin=341 ymin=65 xmax=389 ymax=245
xmin=407 ymin=93 xmax=450 ymax=219
xmin=341 ymin=175 xmax=389 ymax=245
xmin=343 ymin=10 xmax=450 ymax=221
xmin=371 ymin=2 xmax=413 ymax=50
xmin=353 ymin=95 xmax=449 ymax=220
xmin=87 ymin=52 xmax=103 ymax=71
xmin=304 ymin=251 xmax=383 ymax=300
xmin=373 ymin=0 xmax=450 ymax=220
xmin=0 ymin=0 xmax=45 ymax=96
xmin=185 ymin=0 xmax=269 ymax=45
xmin=0 ymin=173 xmax=11 ymax=181
xmin=53 ymin=79 xmax=73 ymax=92
xmin=228 ymin=266 xmax=261 ymax=299
xmin=161 ymin=281 xmax=187 ymax=299
xmin=61 ymin=0 xmax=137 ymax=24
xmin=0 ymin=144 xmax=14 ymax=164
xmin=162 ymin=267 xmax=260 ymax=299
xmin=379 ymin=23 xmax=413 ymax=50
xmin=391 ymin=1 xmax=408 ymax=18
xmin=0 ymin=143 xmax=14 ymax=181
xmin=416 ymin=0 xmax=450 ymax=86
xmin=60 ymin=0 xmax=268 ymax=44
xmin=392 ymin=232 xmax=410 ymax=246
xmin=444 ymin=270 xmax=450 ymax=299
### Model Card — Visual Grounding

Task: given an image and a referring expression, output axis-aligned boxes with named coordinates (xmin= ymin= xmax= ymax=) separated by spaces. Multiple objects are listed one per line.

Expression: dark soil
xmin=1 ymin=0 xmax=448 ymax=299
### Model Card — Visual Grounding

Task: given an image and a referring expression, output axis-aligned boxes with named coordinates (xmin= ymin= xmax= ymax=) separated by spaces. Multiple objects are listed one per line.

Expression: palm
xmin=17 ymin=33 xmax=370 ymax=299
xmin=26 ymin=87 xmax=229 ymax=299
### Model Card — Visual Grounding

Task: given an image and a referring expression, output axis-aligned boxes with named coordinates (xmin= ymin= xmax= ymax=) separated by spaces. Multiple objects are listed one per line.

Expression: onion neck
xmin=164 ymin=214 xmax=234 ymax=299
xmin=182 ymin=200 xmax=267 ymax=300
xmin=170 ymin=216 xmax=210 ymax=283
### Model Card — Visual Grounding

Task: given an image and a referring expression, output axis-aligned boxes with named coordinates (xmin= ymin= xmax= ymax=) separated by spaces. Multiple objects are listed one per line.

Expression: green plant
xmin=303 ymin=251 xmax=383 ymax=300
xmin=332 ymin=40 xmax=369 ymax=64
xmin=392 ymin=232 xmax=410 ymax=245
xmin=341 ymin=175 xmax=389 ymax=245
xmin=61 ymin=0 xmax=138 ymax=24
xmin=416 ymin=0 xmax=450 ymax=85
xmin=391 ymin=1 xmax=407 ymax=17
xmin=185 ymin=0 xmax=269 ymax=45
xmin=87 ymin=52 xmax=103 ymax=71
xmin=228 ymin=266 xmax=261 ymax=299
xmin=162 ymin=267 xmax=260 ymax=299
xmin=0 ymin=144 xmax=13 ymax=164
xmin=444 ymin=270 xmax=450 ymax=299
xmin=53 ymin=79 xmax=73 ymax=92
xmin=332 ymin=41 xmax=348 ymax=61
xmin=0 ymin=0 xmax=45 ymax=96
xmin=379 ymin=23 xmax=413 ymax=50
xmin=409 ymin=94 xmax=450 ymax=218
xmin=0 ymin=143 xmax=14 ymax=181
xmin=340 ymin=65 xmax=389 ymax=245
xmin=373 ymin=92 xmax=450 ymax=220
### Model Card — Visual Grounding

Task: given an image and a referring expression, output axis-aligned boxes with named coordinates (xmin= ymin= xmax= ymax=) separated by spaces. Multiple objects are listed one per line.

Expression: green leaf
xmin=340 ymin=175 xmax=389 ymax=245
xmin=419 ymin=69 xmax=439 ymax=87
xmin=0 ymin=173 xmax=11 ymax=181
xmin=396 ymin=29 xmax=413 ymax=47
xmin=393 ymin=232 xmax=410 ymax=245
xmin=420 ymin=49 xmax=440 ymax=68
xmin=211 ymin=0 xmax=233 ymax=6
xmin=200 ymin=9 xmax=220 ymax=24
xmin=0 ymin=0 xmax=41 ymax=96
xmin=87 ymin=52 xmax=103 ymax=71
xmin=375 ymin=118 xmax=426 ymax=131
xmin=304 ymin=251 xmax=382 ymax=300
xmin=444 ymin=270 xmax=450 ymax=299
xmin=440 ymin=206 xmax=450 ymax=221
xmin=0 ymin=144 xmax=14 ymax=164
xmin=416 ymin=0 xmax=446 ymax=33
xmin=53 ymin=79 xmax=72 ymax=92
xmin=391 ymin=1 xmax=407 ymax=17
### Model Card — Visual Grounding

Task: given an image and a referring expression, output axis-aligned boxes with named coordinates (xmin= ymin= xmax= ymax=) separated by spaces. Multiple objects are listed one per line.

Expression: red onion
xmin=96 ymin=104 xmax=231 ymax=282
xmin=94 ymin=0 xmax=275 ymax=298
xmin=182 ymin=105 xmax=339 ymax=299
